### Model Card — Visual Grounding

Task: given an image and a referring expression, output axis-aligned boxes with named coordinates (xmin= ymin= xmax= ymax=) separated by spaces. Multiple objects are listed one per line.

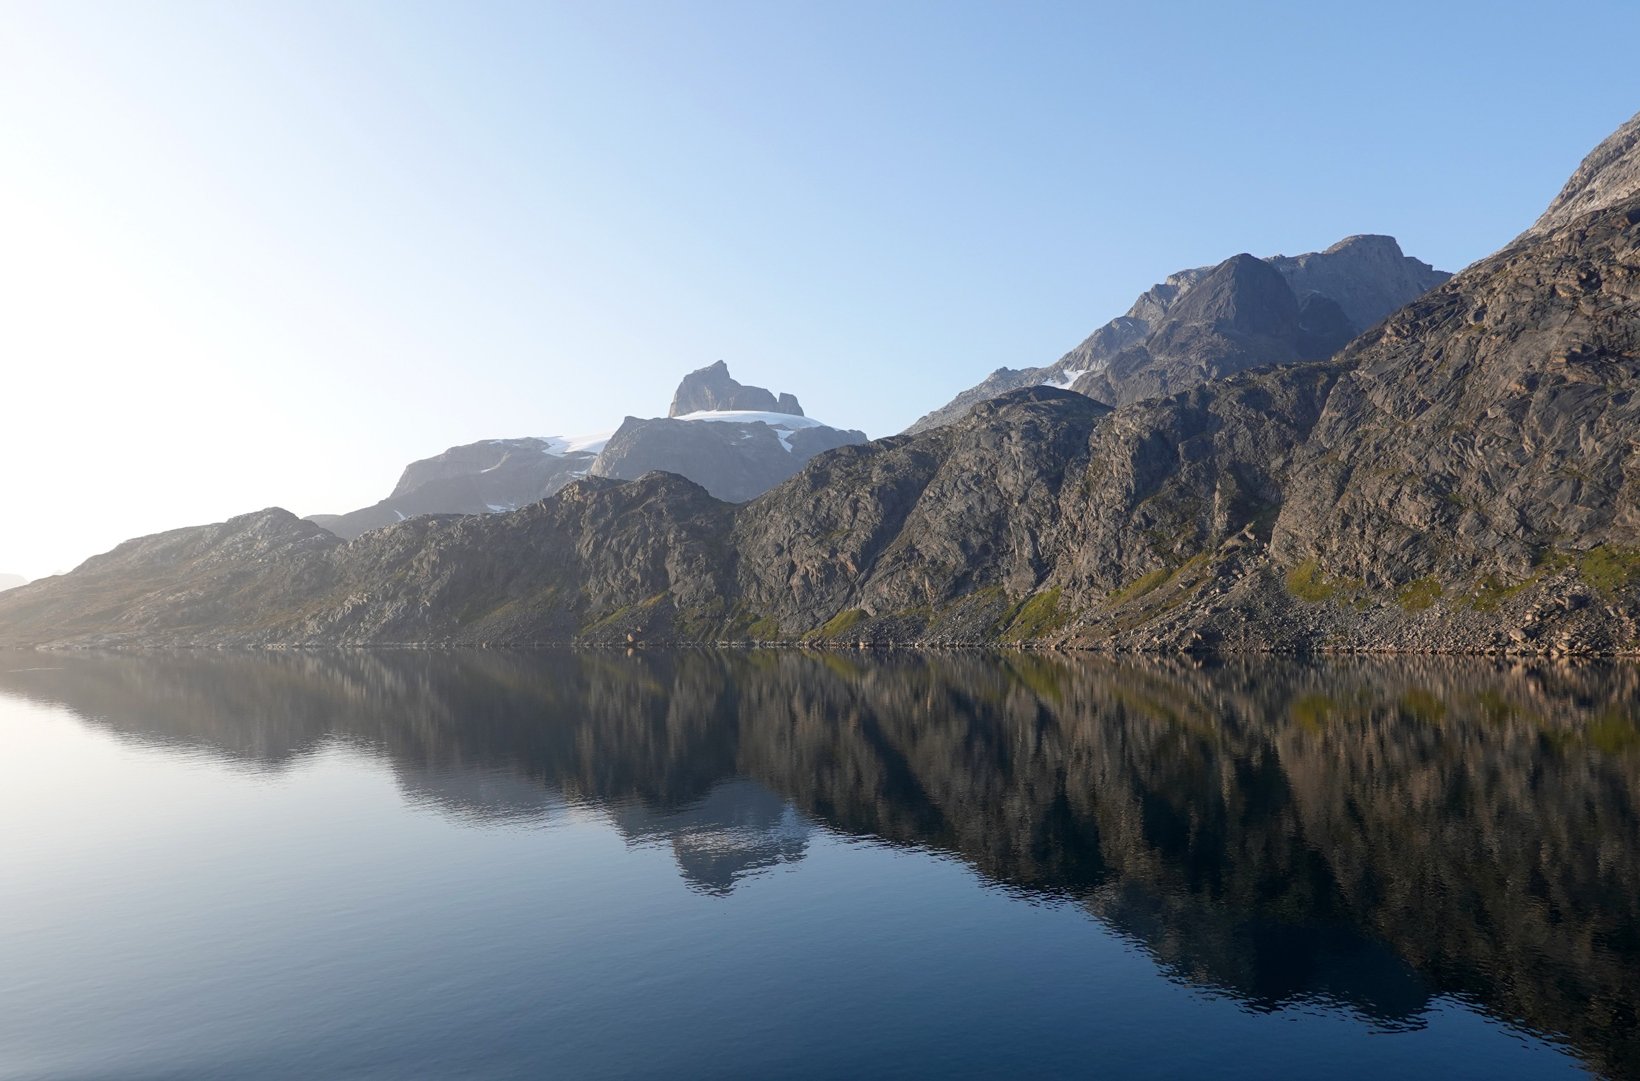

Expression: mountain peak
xmin=668 ymin=362 xmax=805 ymax=418
xmin=1321 ymin=234 xmax=1404 ymax=257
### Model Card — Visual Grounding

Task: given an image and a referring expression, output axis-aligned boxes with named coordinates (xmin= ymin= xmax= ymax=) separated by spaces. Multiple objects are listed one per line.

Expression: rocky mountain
xmin=908 ymin=234 xmax=1449 ymax=430
xmin=307 ymin=364 xmax=864 ymax=538
xmin=590 ymin=410 xmax=865 ymax=503
xmin=0 ymin=574 xmax=25 ymax=593
xmin=2 ymin=110 xmax=1637 ymax=654
xmin=669 ymin=359 xmax=804 ymax=416
xmin=308 ymin=435 xmax=608 ymax=539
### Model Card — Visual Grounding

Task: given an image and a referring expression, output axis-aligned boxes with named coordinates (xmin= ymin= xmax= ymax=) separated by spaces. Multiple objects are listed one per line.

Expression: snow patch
xmin=539 ymin=430 xmax=614 ymax=457
xmin=672 ymin=409 xmax=827 ymax=453
xmin=1043 ymin=367 xmax=1089 ymax=390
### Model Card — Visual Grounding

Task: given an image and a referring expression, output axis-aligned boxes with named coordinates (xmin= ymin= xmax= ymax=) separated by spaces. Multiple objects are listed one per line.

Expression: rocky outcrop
xmin=908 ymin=235 xmax=1448 ymax=432
xmin=668 ymin=360 xmax=804 ymax=417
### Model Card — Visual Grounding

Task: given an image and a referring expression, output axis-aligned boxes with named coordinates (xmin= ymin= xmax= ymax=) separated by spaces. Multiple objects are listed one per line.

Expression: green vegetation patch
xmin=746 ymin=616 xmax=783 ymax=640
xmin=1467 ymin=573 xmax=1533 ymax=612
xmin=1002 ymin=588 xmax=1067 ymax=641
xmin=1395 ymin=576 xmax=1443 ymax=612
xmin=1110 ymin=567 xmax=1172 ymax=606
xmin=1578 ymin=545 xmax=1640 ymax=596
xmin=1284 ymin=560 xmax=1364 ymax=604
xmin=814 ymin=608 xmax=868 ymax=639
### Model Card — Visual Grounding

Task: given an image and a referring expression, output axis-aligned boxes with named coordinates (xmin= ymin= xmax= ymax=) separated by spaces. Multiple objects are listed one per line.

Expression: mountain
xmin=2 ymin=111 xmax=1637 ymax=653
xmin=590 ymin=410 xmax=865 ymax=503
xmin=307 ymin=434 xmax=609 ymax=539
xmin=669 ymin=359 xmax=804 ymax=417
xmin=307 ymin=364 xmax=865 ymax=538
xmin=907 ymin=234 xmax=1449 ymax=430
xmin=0 ymin=574 xmax=25 ymax=593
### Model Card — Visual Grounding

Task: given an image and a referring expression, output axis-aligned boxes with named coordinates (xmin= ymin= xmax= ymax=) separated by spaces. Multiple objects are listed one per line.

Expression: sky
xmin=0 ymin=0 xmax=1635 ymax=580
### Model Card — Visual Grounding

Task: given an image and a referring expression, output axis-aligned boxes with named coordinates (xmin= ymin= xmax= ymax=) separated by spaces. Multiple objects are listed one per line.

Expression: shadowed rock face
xmin=668 ymin=360 xmax=805 ymax=417
xmin=3 ymin=650 xmax=1635 ymax=1077
xmin=908 ymin=234 xmax=1449 ymax=432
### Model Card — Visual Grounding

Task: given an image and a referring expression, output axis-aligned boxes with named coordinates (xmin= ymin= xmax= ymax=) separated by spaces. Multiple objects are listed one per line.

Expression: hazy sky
xmin=1 ymin=1 xmax=1635 ymax=579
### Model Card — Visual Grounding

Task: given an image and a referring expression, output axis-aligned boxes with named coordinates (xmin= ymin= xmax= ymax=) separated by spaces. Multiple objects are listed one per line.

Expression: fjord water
xmin=1 ymin=653 xmax=1634 ymax=1080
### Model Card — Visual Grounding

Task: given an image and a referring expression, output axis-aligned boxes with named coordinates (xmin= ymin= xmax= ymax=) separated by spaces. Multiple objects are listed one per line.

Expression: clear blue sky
xmin=1 ymin=0 xmax=1635 ymax=578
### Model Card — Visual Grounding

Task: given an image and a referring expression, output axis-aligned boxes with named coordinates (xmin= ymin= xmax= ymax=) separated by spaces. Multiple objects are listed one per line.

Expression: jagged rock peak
xmin=1527 ymin=109 xmax=1640 ymax=238
xmin=668 ymin=360 xmax=804 ymax=418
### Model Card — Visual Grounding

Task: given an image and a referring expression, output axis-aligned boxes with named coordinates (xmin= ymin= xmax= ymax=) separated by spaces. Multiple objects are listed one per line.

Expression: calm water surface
xmin=0 ymin=650 xmax=1636 ymax=1080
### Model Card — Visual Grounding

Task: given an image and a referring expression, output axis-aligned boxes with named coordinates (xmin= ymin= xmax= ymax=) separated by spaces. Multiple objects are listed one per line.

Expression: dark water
xmin=1 ymin=651 xmax=1636 ymax=1080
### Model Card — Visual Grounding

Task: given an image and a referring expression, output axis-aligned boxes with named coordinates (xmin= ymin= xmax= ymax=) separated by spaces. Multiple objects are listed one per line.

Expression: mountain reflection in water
xmin=1 ymin=649 xmax=1635 ymax=1078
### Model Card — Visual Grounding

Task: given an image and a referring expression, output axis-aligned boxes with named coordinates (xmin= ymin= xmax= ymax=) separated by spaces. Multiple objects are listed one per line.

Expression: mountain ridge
xmin=3 ymin=111 xmax=1638 ymax=654
xmin=307 ymin=364 xmax=864 ymax=539
xmin=907 ymin=234 xmax=1449 ymax=431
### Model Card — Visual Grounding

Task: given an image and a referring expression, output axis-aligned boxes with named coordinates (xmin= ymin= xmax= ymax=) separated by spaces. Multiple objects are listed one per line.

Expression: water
xmin=0 ymin=650 xmax=1635 ymax=1080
